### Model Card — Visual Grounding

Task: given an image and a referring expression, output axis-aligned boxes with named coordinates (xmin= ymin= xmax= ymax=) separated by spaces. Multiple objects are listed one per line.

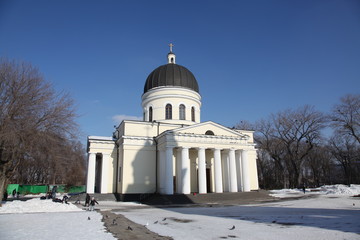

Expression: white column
xmin=101 ymin=153 xmax=110 ymax=193
xmin=213 ymin=148 xmax=223 ymax=193
xmin=222 ymin=151 xmax=229 ymax=191
xmin=164 ymin=146 xmax=174 ymax=195
xmin=86 ymin=153 xmax=96 ymax=194
xmin=198 ymin=147 xmax=207 ymax=194
xmin=236 ymin=150 xmax=243 ymax=192
xmin=176 ymin=148 xmax=182 ymax=193
xmin=158 ymin=149 xmax=166 ymax=194
xmin=242 ymin=150 xmax=251 ymax=192
xmin=228 ymin=149 xmax=238 ymax=192
xmin=181 ymin=147 xmax=191 ymax=194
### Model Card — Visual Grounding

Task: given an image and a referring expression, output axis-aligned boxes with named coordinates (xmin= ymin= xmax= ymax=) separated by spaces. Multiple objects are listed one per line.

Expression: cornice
xmin=142 ymin=93 xmax=201 ymax=107
xmin=142 ymin=86 xmax=201 ymax=100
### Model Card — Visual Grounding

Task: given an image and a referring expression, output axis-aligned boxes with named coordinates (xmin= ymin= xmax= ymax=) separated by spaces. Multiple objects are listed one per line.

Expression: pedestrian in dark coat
xmin=85 ymin=193 xmax=91 ymax=207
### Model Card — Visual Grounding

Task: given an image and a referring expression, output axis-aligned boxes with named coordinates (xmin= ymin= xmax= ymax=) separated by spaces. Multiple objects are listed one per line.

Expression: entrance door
xmin=94 ymin=155 xmax=102 ymax=193
xmin=206 ymin=168 xmax=211 ymax=193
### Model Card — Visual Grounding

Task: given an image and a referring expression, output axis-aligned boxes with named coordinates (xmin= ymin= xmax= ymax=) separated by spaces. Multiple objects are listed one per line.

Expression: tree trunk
xmin=0 ymin=168 xmax=8 ymax=207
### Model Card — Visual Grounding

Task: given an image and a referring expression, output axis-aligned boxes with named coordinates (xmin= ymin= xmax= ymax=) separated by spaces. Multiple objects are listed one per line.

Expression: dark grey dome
xmin=144 ymin=64 xmax=199 ymax=94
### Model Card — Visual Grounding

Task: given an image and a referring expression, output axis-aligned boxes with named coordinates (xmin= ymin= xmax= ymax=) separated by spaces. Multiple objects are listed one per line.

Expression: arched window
xmin=191 ymin=107 xmax=195 ymax=122
xmin=149 ymin=107 xmax=153 ymax=122
xmin=179 ymin=104 xmax=186 ymax=120
xmin=165 ymin=104 xmax=172 ymax=119
xmin=205 ymin=130 xmax=215 ymax=135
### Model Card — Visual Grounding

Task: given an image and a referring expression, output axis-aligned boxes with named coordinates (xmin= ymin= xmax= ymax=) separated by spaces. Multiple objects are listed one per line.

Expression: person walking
xmin=89 ymin=197 xmax=98 ymax=211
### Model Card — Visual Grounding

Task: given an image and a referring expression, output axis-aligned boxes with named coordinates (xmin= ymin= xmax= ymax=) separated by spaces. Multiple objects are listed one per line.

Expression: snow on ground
xmin=119 ymin=185 xmax=360 ymax=240
xmin=0 ymin=184 xmax=359 ymax=240
xmin=0 ymin=211 xmax=115 ymax=240
xmin=120 ymin=194 xmax=360 ymax=240
xmin=270 ymin=184 xmax=360 ymax=198
xmin=0 ymin=198 xmax=115 ymax=240
xmin=0 ymin=198 xmax=81 ymax=213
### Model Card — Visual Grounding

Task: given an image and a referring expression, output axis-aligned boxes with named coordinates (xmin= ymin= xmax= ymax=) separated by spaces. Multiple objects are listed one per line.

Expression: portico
xmin=86 ymin=136 xmax=116 ymax=194
xmin=156 ymin=127 xmax=256 ymax=195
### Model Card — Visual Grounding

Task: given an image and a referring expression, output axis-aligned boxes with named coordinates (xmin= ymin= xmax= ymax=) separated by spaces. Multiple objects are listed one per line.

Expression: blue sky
xmin=1 ymin=0 xmax=359 ymax=141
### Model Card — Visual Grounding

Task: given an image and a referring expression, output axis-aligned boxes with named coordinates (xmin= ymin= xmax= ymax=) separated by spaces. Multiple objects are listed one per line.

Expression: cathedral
xmin=86 ymin=45 xmax=259 ymax=200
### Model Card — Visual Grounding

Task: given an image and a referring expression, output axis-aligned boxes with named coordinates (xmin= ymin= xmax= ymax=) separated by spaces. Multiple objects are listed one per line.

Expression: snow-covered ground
xmin=0 ymin=185 xmax=359 ymax=240
xmin=0 ymin=197 xmax=115 ymax=240
xmin=120 ymin=185 xmax=360 ymax=240
xmin=269 ymin=184 xmax=360 ymax=198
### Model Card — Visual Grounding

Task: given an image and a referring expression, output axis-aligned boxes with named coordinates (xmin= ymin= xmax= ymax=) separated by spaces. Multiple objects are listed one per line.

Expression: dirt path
xmin=97 ymin=191 xmax=292 ymax=239
xmin=100 ymin=210 xmax=173 ymax=240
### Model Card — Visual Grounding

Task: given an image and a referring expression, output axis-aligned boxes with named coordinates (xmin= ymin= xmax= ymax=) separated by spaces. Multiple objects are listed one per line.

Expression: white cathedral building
xmin=86 ymin=46 xmax=259 ymax=200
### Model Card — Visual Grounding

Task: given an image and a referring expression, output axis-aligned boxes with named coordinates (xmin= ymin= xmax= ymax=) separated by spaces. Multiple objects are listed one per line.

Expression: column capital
xmin=223 ymin=148 xmax=233 ymax=153
xmin=180 ymin=146 xmax=190 ymax=150
xmin=159 ymin=145 xmax=174 ymax=151
xmin=197 ymin=147 xmax=206 ymax=150
xmin=212 ymin=148 xmax=222 ymax=152
xmin=225 ymin=148 xmax=236 ymax=152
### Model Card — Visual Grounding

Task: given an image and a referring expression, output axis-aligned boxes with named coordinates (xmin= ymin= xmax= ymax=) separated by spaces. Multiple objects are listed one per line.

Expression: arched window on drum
xmin=191 ymin=106 xmax=195 ymax=122
xmin=149 ymin=106 xmax=153 ymax=122
xmin=179 ymin=104 xmax=186 ymax=120
xmin=165 ymin=104 xmax=172 ymax=120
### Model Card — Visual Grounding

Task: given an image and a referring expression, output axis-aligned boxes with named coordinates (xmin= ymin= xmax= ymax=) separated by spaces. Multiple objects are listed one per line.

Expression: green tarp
xmin=6 ymin=184 xmax=19 ymax=195
xmin=6 ymin=184 xmax=85 ymax=194
xmin=19 ymin=185 xmax=48 ymax=194
xmin=68 ymin=185 xmax=86 ymax=193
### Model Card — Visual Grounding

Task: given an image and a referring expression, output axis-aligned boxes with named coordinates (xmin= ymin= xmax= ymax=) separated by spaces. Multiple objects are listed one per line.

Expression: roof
xmin=143 ymin=63 xmax=199 ymax=94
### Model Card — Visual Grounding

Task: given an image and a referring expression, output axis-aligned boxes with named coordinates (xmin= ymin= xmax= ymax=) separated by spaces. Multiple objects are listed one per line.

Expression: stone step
xmin=141 ymin=190 xmax=274 ymax=206
xmin=68 ymin=193 xmax=117 ymax=202
xmin=68 ymin=190 xmax=274 ymax=206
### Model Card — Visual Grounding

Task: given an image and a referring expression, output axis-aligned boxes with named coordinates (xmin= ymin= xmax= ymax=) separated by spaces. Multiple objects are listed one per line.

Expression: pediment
xmin=171 ymin=121 xmax=249 ymax=139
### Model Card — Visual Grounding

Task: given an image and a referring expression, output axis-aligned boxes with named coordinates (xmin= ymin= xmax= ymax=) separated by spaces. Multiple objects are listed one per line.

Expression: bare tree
xmin=0 ymin=59 xmax=82 ymax=203
xmin=304 ymin=145 xmax=334 ymax=187
xmin=255 ymin=119 xmax=288 ymax=188
xmin=328 ymin=133 xmax=360 ymax=185
xmin=327 ymin=94 xmax=360 ymax=185
xmin=330 ymin=94 xmax=360 ymax=144
xmin=254 ymin=105 xmax=326 ymax=188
